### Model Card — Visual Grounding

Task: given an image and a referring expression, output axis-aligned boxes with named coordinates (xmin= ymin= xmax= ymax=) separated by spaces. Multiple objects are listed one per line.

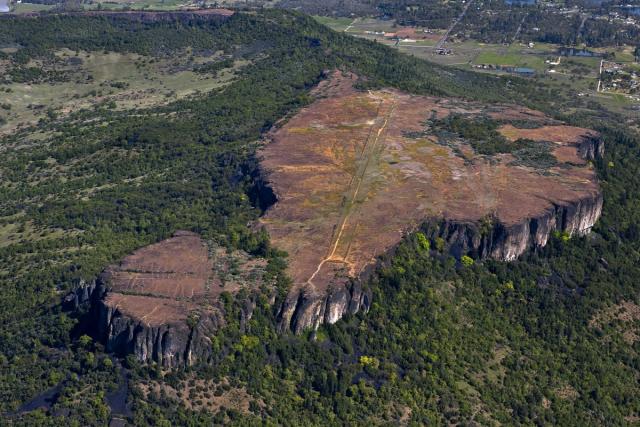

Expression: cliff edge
xmin=66 ymin=231 xmax=269 ymax=368
xmin=259 ymin=72 xmax=603 ymax=334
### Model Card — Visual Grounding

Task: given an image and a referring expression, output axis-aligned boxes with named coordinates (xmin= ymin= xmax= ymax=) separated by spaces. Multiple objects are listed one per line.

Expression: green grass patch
xmin=312 ymin=16 xmax=354 ymax=32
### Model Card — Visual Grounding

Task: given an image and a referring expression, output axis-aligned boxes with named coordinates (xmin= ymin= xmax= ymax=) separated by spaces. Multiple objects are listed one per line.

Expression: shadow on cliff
xmin=242 ymin=154 xmax=278 ymax=213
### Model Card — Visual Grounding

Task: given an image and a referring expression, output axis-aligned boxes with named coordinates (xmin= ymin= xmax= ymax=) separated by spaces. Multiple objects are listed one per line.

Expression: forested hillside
xmin=0 ymin=10 xmax=639 ymax=426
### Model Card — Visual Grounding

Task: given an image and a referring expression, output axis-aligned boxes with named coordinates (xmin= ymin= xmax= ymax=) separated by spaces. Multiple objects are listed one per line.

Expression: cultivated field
xmin=315 ymin=16 xmax=640 ymax=117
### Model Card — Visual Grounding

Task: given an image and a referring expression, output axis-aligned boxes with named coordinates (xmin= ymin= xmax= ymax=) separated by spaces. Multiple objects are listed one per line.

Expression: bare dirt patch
xmin=554 ymin=384 xmax=579 ymax=401
xmin=499 ymin=124 xmax=599 ymax=164
xmin=259 ymin=71 xmax=600 ymax=297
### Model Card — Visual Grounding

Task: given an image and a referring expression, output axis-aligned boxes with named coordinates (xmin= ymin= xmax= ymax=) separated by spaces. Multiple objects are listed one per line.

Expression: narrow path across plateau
xmin=306 ymin=93 xmax=397 ymax=286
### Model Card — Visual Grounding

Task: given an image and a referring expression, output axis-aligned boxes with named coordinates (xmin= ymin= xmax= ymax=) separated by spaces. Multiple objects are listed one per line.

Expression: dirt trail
xmin=306 ymin=93 xmax=396 ymax=286
xmin=139 ymin=304 xmax=161 ymax=324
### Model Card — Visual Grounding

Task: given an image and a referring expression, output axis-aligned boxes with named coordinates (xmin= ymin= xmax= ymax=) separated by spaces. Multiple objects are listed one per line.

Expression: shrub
xmin=359 ymin=355 xmax=379 ymax=369
xmin=415 ymin=232 xmax=430 ymax=252
xmin=461 ymin=255 xmax=474 ymax=267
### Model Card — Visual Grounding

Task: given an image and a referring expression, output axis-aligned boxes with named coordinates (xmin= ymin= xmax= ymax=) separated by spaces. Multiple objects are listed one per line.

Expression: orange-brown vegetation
xmin=259 ymin=72 xmax=600 ymax=296
xmin=102 ymin=231 xmax=267 ymax=326
xmin=498 ymin=124 xmax=599 ymax=165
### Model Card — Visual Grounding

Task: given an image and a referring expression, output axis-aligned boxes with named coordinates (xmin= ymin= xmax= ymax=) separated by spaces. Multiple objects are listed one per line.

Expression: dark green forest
xmin=373 ymin=0 xmax=640 ymax=47
xmin=0 ymin=10 xmax=639 ymax=426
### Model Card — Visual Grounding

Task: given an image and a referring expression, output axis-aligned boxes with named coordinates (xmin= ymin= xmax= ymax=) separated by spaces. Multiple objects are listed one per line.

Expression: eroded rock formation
xmin=426 ymin=192 xmax=603 ymax=261
xmin=277 ymin=278 xmax=370 ymax=335
xmin=67 ymin=231 xmax=268 ymax=368
xmin=70 ymin=74 xmax=605 ymax=346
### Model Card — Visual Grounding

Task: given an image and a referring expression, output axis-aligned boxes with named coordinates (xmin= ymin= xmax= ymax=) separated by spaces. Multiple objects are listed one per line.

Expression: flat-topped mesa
xmin=68 ymin=231 xmax=269 ymax=368
xmin=259 ymin=71 xmax=603 ymax=334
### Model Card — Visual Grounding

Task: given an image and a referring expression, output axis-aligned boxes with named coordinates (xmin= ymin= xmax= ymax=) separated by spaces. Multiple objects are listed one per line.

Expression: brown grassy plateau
xmin=259 ymin=72 xmax=600 ymax=295
xmin=102 ymin=231 xmax=267 ymax=326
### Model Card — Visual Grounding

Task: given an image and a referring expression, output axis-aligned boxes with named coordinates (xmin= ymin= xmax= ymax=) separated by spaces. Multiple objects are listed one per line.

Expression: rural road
xmin=435 ymin=0 xmax=475 ymax=50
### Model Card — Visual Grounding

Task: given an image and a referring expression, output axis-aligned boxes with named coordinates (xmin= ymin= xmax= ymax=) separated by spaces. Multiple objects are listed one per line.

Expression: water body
xmin=513 ymin=67 xmax=535 ymax=74
xmin=498 ymin=66 xmax=536 ymax=75
xmin=0 ymin=0 xmax=10 ymax=13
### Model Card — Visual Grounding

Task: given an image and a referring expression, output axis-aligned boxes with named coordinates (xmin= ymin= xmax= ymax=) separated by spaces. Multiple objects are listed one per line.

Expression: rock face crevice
xmin=277 ymin=280 xmax=371 ymax=335
xmin=578 ymin=135 xmax=605 ymax=161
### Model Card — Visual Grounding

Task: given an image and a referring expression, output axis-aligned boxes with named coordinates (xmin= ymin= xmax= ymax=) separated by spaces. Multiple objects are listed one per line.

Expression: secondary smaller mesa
xmin=70 ymin=231 xmax=269 ymax=367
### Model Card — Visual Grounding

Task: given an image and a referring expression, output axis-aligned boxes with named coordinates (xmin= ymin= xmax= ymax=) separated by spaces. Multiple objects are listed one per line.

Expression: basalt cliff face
xmin=66 ymin=277 xmax=232 ymax=368
xmin=259 ymin=72 xmax=604 ymax=334
xmin=70 ymin=75 xmax=605 ymax=346
xmin=428 ymin=191 xmax=603 ymax=261
xmin=272 ymin=188 xmax=602 ymax=334
xmin=578 ymin=135 xmax=605 ymax=161
xmin=429 ymin=135 xmax=604 ymax=261
xmin=277 ymin=278 xmax=371 ymax=335
xmin=67 ymin=232 xmax=268 ymax=368
xmin=273 ymin=189 xmax=603 ymax=333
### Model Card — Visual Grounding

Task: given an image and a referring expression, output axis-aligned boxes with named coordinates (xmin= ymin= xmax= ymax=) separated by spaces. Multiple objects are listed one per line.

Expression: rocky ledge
xmin=259 ymin=71 xmax=604 ymax=334
xmin=68 ymin=77 xmax=606 ymax=344
xmin=426 ymin=191 xmax=603 ymax=261
xmin=66 ymin=231 xmax=269 ymax=368
xmin=276 ymin=278 xmax=371 ymax=335
xmin=274 ymin=185 xmax=602 ymax=334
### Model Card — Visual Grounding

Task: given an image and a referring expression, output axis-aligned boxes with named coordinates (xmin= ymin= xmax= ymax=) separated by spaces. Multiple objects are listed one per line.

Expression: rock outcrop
xmin=67 ymin=232 xmax=269 ymax=368
xmin=274 ymin=187 xmax=602 ymax=333
xmin=578 ymin=135 xmax=605 ymax=161
xmin=426 ymin=191 xmax=603 ymax=261
xmin=69 ymin=75 xmax=606 ymax=342
xmin=96 ymin=292 xmax=227 ymax=368
xmin=277 ymin=280 xmax=371 ymax=335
